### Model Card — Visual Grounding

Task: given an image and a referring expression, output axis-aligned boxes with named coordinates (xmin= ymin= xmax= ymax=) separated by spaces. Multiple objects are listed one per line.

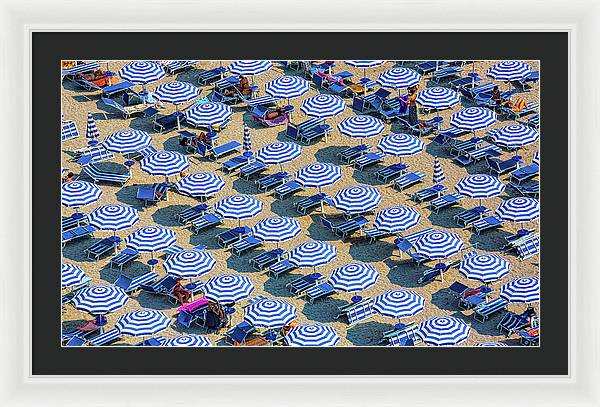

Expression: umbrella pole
xmin=176 ymin=105 xmax=181 ymax=130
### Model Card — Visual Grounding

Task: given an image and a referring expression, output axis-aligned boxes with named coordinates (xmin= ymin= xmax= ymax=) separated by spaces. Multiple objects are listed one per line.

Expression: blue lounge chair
xmin=244 ymin=96 xmax=277 ymax=110
xmin=267 ymin=259 xmax=298 ymax=279
xmin=412 ymin=184 xmax=447 ymax=203
xmin=197 ymin=67 xmax=227 ymax=85
xmin=394 ymin=236 xmax=430 ymax=265
xmin=433 ymin=127 xmax=472 ymax=146
xmin=239 ymin=161 xmax=268 ymax=180
xmin=124 ymin=145 xmax=157 ymax=161
xmin=396 ymin=116 xmax=443 ymax=137
xmin=338 ymin=144 xmax=370 ymax=164
xmin=109 ymin=248 xmax=140 ymax=271
xmin=82 ymin=163 xmax=130 ymax=186
xmin=362 ymin=227 xmax=392 ymax=243
xmin=393 ymin=171 xmax=426 ymax=191
xmin=62 ymin=213 xmax=88 ymax=231
xmin=273 ymin=180 xmax=303 ymax=200
xmin=62 ymin=225 xmax=96 ymax=246
xmin=256 ymin=172 xmax=290 ymax=192
xmin=512 ymin=70 xmax=539 ymax=92
xmin=176 ymin=204 xmax=212 ymax=224
xmin=88 ymin=328 xmax=122 ymax=346
xmin=164 ymin=60 xmax=197 ymax=75
xmin=454 ymin=206 xmax=490 ymax=227
xmin=336 ymin=297 xmax=377 ymax=326
xmin=381 ymin=322 xmax=422 ymax=346
xmin=431 ymin=66 xmax=463 ymax=83
xmin=454 ymin=144 xmax=502 ymax=166
xmin=523 ymin=113 xmax=540 ymax=129
xmin=304 ymin=282 xmax=335 ymax=303
xmin=84 ymin=238 xmax=117 ymax=260
xmin=473 ymin=297 xmax=509 ymax=322
xmin=114 ymin=271 xmax=159 ymax=294
xmin=415 ymin=61 xmax=449 ymax=75
xmin=471 ymin=215 xmax=504 ymax=234
xmin=230 ymin=235 xmax=264 ymax=256
xmin=76 ymin=146 xmax=115 ymax=165
xmin=190 ymin=213 xmax=223 ymax=233
xmin=250 ymin=248 xmax=287 ymax=271
xmin=61 ymin=120 xmax=79 ymax=141
xmin=500 ymin=102 xmax=539 ymax=120
xmin=294 ymin=193 xmax=332 ymax=215
xmin=375 ymin=163 xmax=409 ymax=183
xmin=351 ymin=88 xmax=392 ymax=114
xmin=509 ymin=181 xmax=539 ymax=198
xmin=429 ymin=193 xmax=464 ymax=214
xmin=497 ymin=310 xmax=533 ymax=335
xmin=287 ymin=273 xmax=325 ymax=296
xmin=449 ymin=74 xmax=482 ymax=90
xmin=320 ymin=216 xmax=369 ymax=239
xmin=487 ymin=156 xmax=521 ymax=176
xmin=510 ymin=163 xmax=539 ymax=184
xmin=251 ymin=105 xmax=291 ymax=127
xmin=222 ymin=155 xmax=253 ymax=174
xmin=459 ymin=82 xmax=496 ymax=100
xmin=101 ymin=81 xmax=135 ymax=97
xmin=516 ymin=328 xmax=540 ymax=346
xmin=136 ymin=183 xmax=169 ymax=206
xmin=100 ymin=97 xmax=149 ymax=119
xmin=216 ymin=226 xmax=252 ymax=248
xmin=225 ymin=321 xmax=256 ymax=345
xmin=153 ymin=112 xmax=186 ymax=133
xmin=209 ymin=141 xmax=242 ymax=160
xmin=353 ymin=152 xmax=384 ymax=171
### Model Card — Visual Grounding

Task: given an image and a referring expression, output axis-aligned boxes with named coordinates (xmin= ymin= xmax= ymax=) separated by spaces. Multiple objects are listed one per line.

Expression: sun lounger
xmin=523 ymin=113 xmax=540 ymax=129
xmin=454 ymin=206 xmax=490 ymax=227
xmin=267 ymin=259 xmax=298 ymax=278
xmin=397 ymin=116 xmax=443 ymax=137
xmin=381 ymin=322 xmax=422 ymax=346
xmin=469 ymin=215 xmax=503 ymax=234
xmin=393 ymin=171 xmax=426 ymax=191
xmin=62 ymin=320 xmax=101 ymax=343
xmin=509 ymin=181 xmax=539 ymax=198
xmin=412 ymin=184 xmax=447 ymax=203
xmin=299 ymin=123 xmax=332 ymax=144
xmin=497 ymin=311 xmax=532 ymax=335
xmin=191 ymin=213 xmax=223 ymax=233
xmin=76 ymin=146 xmax=115 ymax=166
xmin=124 ymin=145 xmax=157 ymax=161
xmin=244 ymin=95 xmax=277 ymax=110
xmin=176 ymin=302 xmax=210 ymax=328
xmin=273 ymin=180 xmax=303 ymax=200
xmin=375 ymin=163 xmax=409 ymax=183
xmin=304 ymin=282 xmax=335 ymax=304
xmin=216 ymin=226 xmax=253 ymax=248
xmin=500 ymin=102 xmax=539 ymax=120
xmin=285 ymin=118 xmax=322 ymax=140
xmin=62 ymin=225 xmax=96 ymax=246
xmin=472 ymin=297 xmax=509 ymax=322
xmin=394 ymin=237 xmax=430 ymax=265
xmin=321 ymin=215 xmax=369 ymax=239
xmin=250 ymin=248 xmax=287 ymax=271
xmin=429 ymin=193 xmax=464 ymax=214
xmin=114 ymin=271 xmax=159 ymax=294
xmin=100 ymin=81 xmax=135 ymax=97
xmin=353 ymin=152 xmax=384 ymax=171
xmin=251 ymin=105 xmax=291 ymax=127
xmin=137 ymin=183 xmax=169 ymax=206
xmin=108 ymin=248 xmax=140 ymax=271
xmin=287 ymin=273 xmax=325 ymax=296
xmin=100 ymin=97 xmax=149 ymax=119
xmin=153 ymin=111 xmax=186 ymax=133
xmin=221 ymin=155 xmax=252 ymax=174
xmin=140 ymin=275 xmax=179 ymax=299
xmin=64 ymin=335 xmax=88 ymax=346
xmin=487 ymin=156 xmax=521 ymax=176
xmin=416 ymin=60 xmax=450 ymax=75
xmin=88 ymin=328 xmax=122 ymax=346
xmin=82 ymin=163 xmax=130 ymax=186
xmin=361 ymin=227 xmax=392 ymax=243
xmin=338 ymin=144 xmax=370 ymax=164
xmin=431 ymin=66 xmax=463 ymax=83
xmin=210 ymin=141 xmax=242 ymax=160
xmin=433 ymin=128 xmax=473 ymax=146
xmin=164 ymin=60 xmax=197 ymax=75
xmin=448 ymin=137 xmax=483 ymax=156
xmin=459 ymin=82 xmax=496 ymax=100
xmin=61 ymin=120 xmax=79 ymax=141
xmin=516 ymin=327 xmax=540 ymax=346
xmin=62 ymin=213 xmax=88 ymax=231
xmin=336 ymin=297 xmax=377 ymax=325
xmin=84 ymin=237 xmax=118 ymax=260
xmin=176 ymin=204 xmax=212 ymax=225
xmin=240 ymin=161 xmax=268 ymax=180
xmin=449 ymin=74 xmax=482 ymax=90
xmin=510 ymin=163 xmax=539 ymax=184
xmin=196 ymin=67 xmax=227 ymax=85
xmin=229 ymin=235 xmax=264 ymax=256
xmin=351 ymin=88 xmax=392 ymax=114
xmin=454 ymin=144 xmax=502 ymax=166
xmin=256 ymin=171 xmax=290 ymax=192
xmin=225 ymin=321 xmax=256 ymax=345
xmin=512 ymin=70 xmax=540 ymax=92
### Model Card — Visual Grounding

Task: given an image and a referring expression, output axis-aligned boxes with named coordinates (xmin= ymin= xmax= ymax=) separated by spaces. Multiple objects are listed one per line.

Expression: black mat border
xmin=33 ymin=32 xmax=567 ymax=375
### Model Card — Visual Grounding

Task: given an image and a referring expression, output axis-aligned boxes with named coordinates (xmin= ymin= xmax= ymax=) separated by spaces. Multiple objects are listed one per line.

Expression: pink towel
xmin=178 ymin=297 xmax=208 ymax=313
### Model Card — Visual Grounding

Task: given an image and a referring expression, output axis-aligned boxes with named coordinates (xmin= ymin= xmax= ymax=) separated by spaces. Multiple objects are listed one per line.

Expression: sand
xmin=61 ymin=60 xmax=540 ymax=346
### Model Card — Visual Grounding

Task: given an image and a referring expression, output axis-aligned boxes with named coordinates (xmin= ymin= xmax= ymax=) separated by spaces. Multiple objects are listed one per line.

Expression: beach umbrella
xmin=88 ymin=204 xmax=139 ymax=235
xmin=228 ymin=60 xmax=273 ymax=84
xmin=474 ymin=342 xmax=508 ymax=347
xmin=373 ymin=289 xmax=425 ymax=319
xmin=433 ymin=156 xmax=445 ymax=185
xmin=377 ymin=133 xmax=424 ymax=162
xmin=243 ymin=123 xmax=253 ymax=158
xmin=490 ymin=124 xmax=539 ymax=152
xmin=61 ymin=263 xmax=87 ymax=288
xmin=300 ymin=94 xmax=346 ymax=119
xmin=285 ymin=324 xmax=340 ymax=347
xmin=416 ymin=87 xmax=460 ymax=117
xmin=295 ymin=163 xmax=342 ymax=191
xmin=487 ymin=61 xmax=532 ymax=82
xmin=115 ymin=309 xmax=171 ymax=336
xmin=252 ymin=217 xmax=301 ymax=247
xmin=376 ymin=68 xmax=421 ymax=95
xmin=256 ymin=142 xmax=302 ymax=170
xmin=412 ymin=230 xmax=464 ymax=260
xmin=215 ymin=195 xmax=263 ymax=227
xmin=454 ymin=174 xmax=505 ymax=207
xmin=500 ymin=277 xmax=540 ymax=303
xmin=459 ymin=253 xmax=511 ymax=283
xmin=533 ymin=151 xmax=539 ymax=166
xmin=125 ymin=226 xmax=177 ymax=258
xmin=418 ymin=316 xmax=471 ymax=346
xmin=61 ymin=181 xmax=102 ymax=209
xmin=289 ymin=241 xmax=336 ymax=270
xmin=329 ymin=262 xmax=379 ymax=292
xmin=332 ymin=185 xmax=382 ymax=215
xmin=244 ymin=298 xmax=297 ymax=329
xmin=185 ymin=102 xmax=233 ymax=129
xmin=163 ymin=249 xmax=216 ymax=279
xmin=162 ymin=334 xmax=212 ymax=347
xmin=450 ymin=107 xmax=496 ymax=132
xmin=72 ymin=285 xmax=128 ymax=315
xmin=103 ymin=130 xmax=151 ymax=154
xmin=203 ymin=274 xmax=254 ymax=304
xmin=152 ymin=81 xmax=201 ymax=130
xmin=175 ymin=172 xmax=225 ymax=198
xmin=265 ymin=75 xmax=310 ymax=103
xmin=337 ymin=115 xmax=385 ymax=140
xmin=373 ymin=206 xmax=421 ymax=234
xmin=85 ymin=112 xmax=100 ymax=145
xmin=345 ymin=60 xmax=386 ymax=79
xmin=118 ymin=61 xmax=165 ymax=92
xmin=140 ymin=150 xmax=189 ymax=180
xmin=496 ymin=197 xmax=540 ymax=225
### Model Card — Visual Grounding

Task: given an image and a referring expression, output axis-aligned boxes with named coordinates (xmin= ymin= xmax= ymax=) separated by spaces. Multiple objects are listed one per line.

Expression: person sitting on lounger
xmin=173 ymin=278 xmax=191 ymax=304
xmin=223 ymin=75 xmax=252 ymax=97
xmin=491 ymin=86 xmax=504 ymax=106
xmin=62 ymin=172 xmax=75 ymax=183
xmin=265 ymin=107 xmax=285 ymax=120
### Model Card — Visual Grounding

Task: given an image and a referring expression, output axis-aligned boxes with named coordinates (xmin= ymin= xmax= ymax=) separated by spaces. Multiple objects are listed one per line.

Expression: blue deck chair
xmin=250 ymin=248 xmax=287 ymax=271
xmin=61 ymin=120 xmax=79 ymax=141
xmin=210 ymin=141 xmax=242 ymax=160
xmin=397 ymin=116 xmax=443 ymax=137
xmin=449 ymin=137 xmax=484 ymax=156
xmin=516 ymin=328 xmax=540 ymax=346
xmin=84 ymin=238 xmax=118 ymax=260
xmin=454 ymin=206 xmax=490 ymax=227
xmin=336 ymin=297 xmax=377 ymax=326
xmin=415 ymin=61 xmax=449 ymax=75
xmin=294 ymin=193 xmax=332 ymax=215
xmin=500 ymin=102 xmax=539 ymax=120
xmin=431 ymin=66 xmax=463 ymax=83
xmin=487 ymin=156 xmax=521 ymax=176
xmin=429 ymin=193 xmax=464 ymax=214
xmin=515 ymin=236 xmax=540 ymax=260
xmin=197 ymin=67 xmax=227 ymax=85
xmin=101 ymin=81 xmax=135 ymax=97
xmin=100 ymin=97 xmax=149 ymax=119
xmin=454 ymin=144 xmax=502 ymax=166
xmin=393 ymin=171 xmax=426 ymax=191
xmin=256 ymin=172 xmax=290 ymax=192
xmin=136 ymin=183 xmax=169 ymax=207
xmin=273 ymin=180 xmax=303 ymax=200
xmin=88 ymin=328 xmax=122 ymax=346
xmin=225 ymin=321 xmax=256 ymax=345
xmin=394 ymin=237 xmax=429 ymax=265
xmin=222 ymin=155 xmax=253 ymax=174
xmin=244 ymin=95 xmax=277 ymax=110
xmin=353 ymin=152 xmax=384 ymax=171
xmin=497 ymin=311 xmax=532 ymax=335
xmin=164 ymin=60 xmax=197 ymax=75
xmin=449 ymin=74 xmax=482 ymax=90
xmin=510 ymin=163 xmax=539 ymax=184
xmin=176 ymin=204 xmax=212 ymax=224
xmin=523 ymin=113 xmax=540 ymax=129
xmin=304 ymin=282 xmax=336 ymax=304
xmin=375 ymin=162 xmax=409 ymax=183
xmin=124 ymin=145 xmax=157 ymax=161
xmin=433 ymin=128 xmax=473 ymax=147
xmin=287 ymin=273 xmax=325 ymax=296
xmin=381 ymin=322 xmax=421 ymax=346
xmin=267 ymin=259 xmax=298 ymax=279
xmin=239 ymin=161 xmax=268 ymax=180
xmin=509 ymin=181 xmax=539 ymax=198
xmin=216 ymin=226 xmax=253 ymax=248
xmin=82 ymin=163 xmax=130 ymax=186
xmin=362 ymin=227 xmax=392 ymax=243
xmin=337 ymin=144 xmax=370 ymax=164
xmin=512 ymin=70 xmax=539 ymax=92
xmin=153 ymin=112 xmax=186 ymax=133
xmin=62 ymin=225 xmax=96 ymax=246
xmin=114 ymin=271 xmax=159 ymax=294
xmin=190 ymin=213 xmax=223 ymax=233
xmin=62 ymin=213 xmax=88 ymax=231
xmin=471 ymin=215 xmax=504 ymax=235
xmin=412 ymin=184 xmax=447 ymax=203
xmin=109 ymin=248 xmax=140 ymax=271
xmin=230 ymin=235 xmax=264 ymax=256
xmin=472 ymin=297 xmax=509 ymax=322
xmin=459 ymin=82 xmax=496 ymax=100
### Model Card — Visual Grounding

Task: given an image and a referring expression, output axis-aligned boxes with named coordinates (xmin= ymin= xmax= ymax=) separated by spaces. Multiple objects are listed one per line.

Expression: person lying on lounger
xmin=62 ymin=172 xmax=75 ymax=183
xmin=265 ymin=107 xmax=285 ymax=120
xmin=223 ymin=75 xmax=252 ymax=96
xmin=173 ymin=278 xmax=191 ymax=304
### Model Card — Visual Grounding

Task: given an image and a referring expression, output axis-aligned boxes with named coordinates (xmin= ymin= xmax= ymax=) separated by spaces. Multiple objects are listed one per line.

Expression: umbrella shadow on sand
xmin=62 ymin=238 xmax=105 ymax=263
xmin=189 ymin=226 xmax=229 ymax=250
xmin=346 ymin=321 xmax=392 ymax=346
xmin=225 ymin=252 xmax=256 ymax=274
xmin=231 ymin=178 xmax=261 ymax=196
xmin=115 ymin=185 xmax=145 ymax=209
xmin=383 ymin=259 xmax=422 ymax=288
xmin=302 ymin=297 xmax=347 ymax=323
xmin=348 ymin=240 xmax=392 ymax=263
xmin=263 ymin=273 xmax=302 ymax=298
xmin=351 ymin=168 xmax=382 ymax=186
xmin=152 ymin=205 xmax=188 ymax=228
xmin=133 ymin=291 xmax=176 ymax=311
xmin=427 ymin=208 xmax=463 ymax=229
xmin=314 ymin=145 xmax=347 ymax=164
xmin=468 ymin=230 xmax=511 ymax=252
xmin=306 ymin=216 xmax=338 ymax=242
xmin=269 ymin=199 xmax=303 ymax=218
xmin=430 ymin=288 xmax=461 ymax=312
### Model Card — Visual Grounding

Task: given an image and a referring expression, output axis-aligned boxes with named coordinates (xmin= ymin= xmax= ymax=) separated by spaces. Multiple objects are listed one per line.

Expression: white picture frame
xmin=2 ymin=0 xmax=598 ymax=405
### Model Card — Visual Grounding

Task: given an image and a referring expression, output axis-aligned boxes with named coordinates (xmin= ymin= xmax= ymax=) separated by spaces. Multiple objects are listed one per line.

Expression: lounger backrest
xmin=61 ymin=120 xmax=79 ymax=141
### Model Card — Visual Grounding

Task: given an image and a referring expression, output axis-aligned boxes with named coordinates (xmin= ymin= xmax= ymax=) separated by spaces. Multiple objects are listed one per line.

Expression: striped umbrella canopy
xmin=125 ymin=226 xmax=177 ymax=255
xmin=244 ymin=298 xmax=297 ymax=328
xmin=459 ymin=253 xmax=511 ymax=283
xmin=373 ymin=206 xmax=421 ymax=233
xmin=162 ymin=334 xmax=212 ymax=347
xmin=455 ymin=174 xmax=505 ymax=205
xmin=289 ymin=241 xmax=336 ymax=269
xmin=72 ymin=285 xmax=128 ymax=315
xmin=215 ymin=195 xmax=263 ymax=225
xmin=474 ymin=342 xmax=508 ymax=347
xmin=416 ymin=87 xmax=460 ymax=110
xmin=376 ymin=68 xmax=421 ymax=90
xmin=487 ymin=61 xmax=532 ymax=82
xmin=301 ymin=94 xmax=346 ymax=119
xmin=185 ymin=102 xmax=233 ymax=128
xmin=176 ymin=172 xmax=225 ymax=197
xmin=61 ymin=181 xmax=102 ymax=208
xmin=433 ymin=156 xmax=445 ymax=185
xmin=496 ymin=197 xmax=540 ymax=223
xmin=88 ymin=204 xmax=139 ymax=233
xmin=203 ymin=274 xmax=254 ymax=304
xmin=412 ymin=230 xmax=464 ymax=259
xmin=329 ymin=262 xmax=379 ymax=292
xmin=163 ymin=249 xmax=216 ymax=279
xmin=373 ymin=289 xmax=425 ymax=319
xmin=115 ymin=309 xmax=171 ymax=336
xmin=256 ymin=142 xmax=302 ymax=166
xmin=450 ymin=107 xmax=496 ymax=131
xmin=345 ymin=60 xmax=386 ymax=68
xmin=285 ymin=324 xmax=340 ymax=347
xmin=377 ymin=133 xmax=424 ymax=159
xmin=152 ymin=81 xmax=200 ymax=105
xmin=265 ymin=75 xmax=310 ymax=101
xmin=228 ymin=60 xmax=273 ymax=76
xmin=140 ymin=150 xmax=189 ymax=178
xmin=500 ymin=277 xmax=540 ymax=303
xmin=243 ymin=123 xmax=252 ymax=157
xmin=119 ymin=61 xmax=165 ymax=87
xmin=61 ymin=263 xmax=87 ymax=288
xmin=86 ymin=112 xmax=100 ymax=141
xmin=418 ymin=316 xmax=471 ymax=346
xmin=490 ymin=124 xmax=540 ymax=149
xmin=533 ymin=151 xmax=539 ymax=166
xmin=296 ymin=163 xmax=342 ymax=190
xmin=337 ymin=115 xmax=385 ymax=139
xmin=103 ymin=130 xmax=151 ymax=154
xmin=252 ymin=217 xmax=301 ymax=244
xmin=332 ymin=185 xmax=382 ymax=214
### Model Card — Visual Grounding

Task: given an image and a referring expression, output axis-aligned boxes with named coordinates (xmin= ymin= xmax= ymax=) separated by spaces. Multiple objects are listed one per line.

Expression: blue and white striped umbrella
xmin=103 ymin=130 xmax=151 ymax=153
xmin=377 ymin=133 xmax=424 ymax=157
xmin=72 ymin=285 xmax=128 ymax=315
xmin=418 ymin=316 xmax=471 ymax=346
xmin=455 ymin=174 xmax=505 ymax=199
xmin=244 ymin=298 xmax=297 ymax=328
xmin=496 ymin=197 xmax=540 ymax=222
xmin=490 ymin=124 xmax=540 ymax=149
xmin=86 ymin=112 xmax=100 ymax=141
xmin=228 ymin=60 xmax=273 ymax=76
xmin=373 ymin=206 xmax=421 ymax=233
xmin=533 ymin=151 xmax=540 ymax=166
xmin=119 ymin=61 xmax=165 ymax=85
xmin=88 ymin=205 xmax=139 ymax=232
xmin=162 ymin=334 xmax=212 ymax=347
xmin=176 ymin=172 xmax=225 ymax=197
xmin=329 ymin=262 xmax=379 ymax=292
xmin=140 ymin=150 xmax=190 ymax=177
xmin=373 ymin=289 xmax=425 ymax=318
xmin=500 ymin=277 xmax=540 ymax=303
xmin=337 ymin=115 xmax=385 ymax=139
xmin=450 ymin=107 xmax=497 ymax=131
xmin=243 ymin=124 xmax=252 ymax=157
xmin=332 ymin=185 xmax=382 ymax=214
xmin=345 ymin=60 xmax=386 ymax=68
xmin=152 ymin=81 xmax=200 ymax=105
xmin=203 ymin=274 xmax=254 ymax=304
xmin=301 ymin=94 xmax=346 ymax=118
xmin=256 ymin=142 xmax=302 ymax=165
xmin=289 ymin=241 xmax=336 ymax=268
xmin=215 ymin=195 xmax=263 ymax=222
xmin=265 ymin=75 xmax=310 ymax=100
xmin=412 ymin=230 xmax=464 ymax=259
xmin=433 ymin=156 xmax=445 ymax=185
xmin=125 ymin=226 xmax=177 ymax=254
xmin=474 ymin=342 xmax=508 ymax=347
xmin=377 ymin=68 xmax=421 ymax=89
xmin=186 ymin=102 xmax=233 ymax=127
xmin=487 ymin=61 xmax=532 ymax=81
xmin=285 ymin=324 xmax=340 ymax=347
xmin=416 ymin=87 xmax=460 ymax=109
xmin=61 ymin=263 xmax=87 ymax=288
xmin=115 ymin=309 xmax=171 ymax=336
xmin=296 ymin=163 xmax=342 ymax=189
xmin=163 ymin=249 xmax=216 ymax=279
xmin=61 ymin=181 xmax=102 ymax=208
xmin=459 ymin=253 xmax=511 ymax=283
xmin=252 ymin=217 xmax=301 ymax=243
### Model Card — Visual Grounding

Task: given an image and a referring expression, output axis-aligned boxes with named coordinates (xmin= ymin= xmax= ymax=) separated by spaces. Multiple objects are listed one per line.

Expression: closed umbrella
xmin=433 ymin=156 xmax=445 ymax=186
xmin=86 ymin=112 xmax=100 ymax=146
xmin=243 ymin=123 xmax=253 ymax=158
